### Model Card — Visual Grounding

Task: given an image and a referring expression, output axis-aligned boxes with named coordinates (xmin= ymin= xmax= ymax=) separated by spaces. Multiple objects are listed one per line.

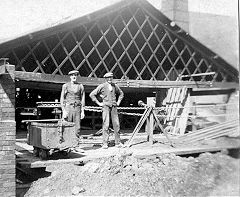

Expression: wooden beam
xmin=138 ymin=0 xmax=239 ymax=80
xmin=191 ymin=88 xmax=236 ymax=96
xmin=17 ymin=141 xmax=240 ymax=168
xmin=15 ymin=71 xmax=104 ymax=85
xmin=0 ymin=65 xmax=6 ymax=75
xmin=15 ymin=71 xmax=239 ymax=92
xmin=115 ymin=79 xmax=239 ymax=90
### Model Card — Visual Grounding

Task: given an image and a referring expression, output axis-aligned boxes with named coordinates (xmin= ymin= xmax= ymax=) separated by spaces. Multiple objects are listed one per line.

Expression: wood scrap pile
xmin=175 ymin=119 xmax=239 ymax=144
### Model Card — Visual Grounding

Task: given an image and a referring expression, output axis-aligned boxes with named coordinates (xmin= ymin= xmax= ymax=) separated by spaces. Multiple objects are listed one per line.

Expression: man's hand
xmin=117 ymin=101 xmax=121 ymax=106
xmin=80 ymin=110 xmax=85 ymax=120
xmin=98 ymin=102 xmax=103 ymax=107
xmin=62 ymin=108 xmax=68 ymax=119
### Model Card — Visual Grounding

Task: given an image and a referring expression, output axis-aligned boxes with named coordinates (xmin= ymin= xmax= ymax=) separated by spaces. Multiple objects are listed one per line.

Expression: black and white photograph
xmin=0 ymin=0 xmax=239 ymax=196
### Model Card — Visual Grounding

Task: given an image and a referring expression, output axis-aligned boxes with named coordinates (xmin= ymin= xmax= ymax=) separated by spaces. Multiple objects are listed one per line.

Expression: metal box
xmin=27 ymin=120 xmax=78 ymax=158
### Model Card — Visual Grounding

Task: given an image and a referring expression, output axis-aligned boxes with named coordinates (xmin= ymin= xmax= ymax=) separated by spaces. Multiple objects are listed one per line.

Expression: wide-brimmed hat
xmin=68 ymin=70 xmax=79 ymax=75
xmin=103 ymin=72 xmax=113 ymax=78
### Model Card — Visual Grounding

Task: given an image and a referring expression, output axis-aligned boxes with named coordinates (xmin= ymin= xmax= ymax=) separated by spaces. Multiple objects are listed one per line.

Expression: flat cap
xmin=68 ymin=70 xmax=79 ymax=75
xmin=103 ymin=72 xmax=113 ymax=78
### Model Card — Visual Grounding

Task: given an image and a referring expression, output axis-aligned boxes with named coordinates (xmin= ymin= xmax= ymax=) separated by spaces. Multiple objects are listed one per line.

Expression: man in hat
xmin=90 ymin=72 xmax=124 ymax=149
xmin=60 ymin=70 xmax=85 ymax=145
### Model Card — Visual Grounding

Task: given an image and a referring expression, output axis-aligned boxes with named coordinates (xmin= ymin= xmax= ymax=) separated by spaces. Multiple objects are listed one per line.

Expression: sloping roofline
xmin=137 ymin=0 xmax=238 ymax=79
xmin=0 ymin=0 xmax=238 ymax=79
xmin=0 ymin=0 xmax=123 ymax=45
xmin=0 ymin=0 xmax=130 ymax=51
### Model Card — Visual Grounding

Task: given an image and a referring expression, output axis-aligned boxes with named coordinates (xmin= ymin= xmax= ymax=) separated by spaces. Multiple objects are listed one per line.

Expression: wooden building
xmin=0 ymin=0 xmax=238 ymax=131
xmin=0 ymin=1 xmax=238 ymax=195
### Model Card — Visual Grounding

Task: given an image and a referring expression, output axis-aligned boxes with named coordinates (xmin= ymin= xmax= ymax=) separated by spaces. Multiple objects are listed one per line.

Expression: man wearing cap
xmin=60 ymin=70 xmax=85 ymax=145
xmin=90 ymin=72 xmax=124 ymax=149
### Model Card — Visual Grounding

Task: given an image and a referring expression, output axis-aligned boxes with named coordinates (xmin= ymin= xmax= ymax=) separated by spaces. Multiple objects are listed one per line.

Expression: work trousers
xmin=65 ymin=104 xmax=81 ymax=139
xmin=102 ymin=105 xmax=120 ymax=145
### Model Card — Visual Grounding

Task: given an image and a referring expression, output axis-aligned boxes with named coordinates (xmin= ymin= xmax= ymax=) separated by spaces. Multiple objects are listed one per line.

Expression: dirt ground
xmin=24 ymin=150 xmax=239 ymax=197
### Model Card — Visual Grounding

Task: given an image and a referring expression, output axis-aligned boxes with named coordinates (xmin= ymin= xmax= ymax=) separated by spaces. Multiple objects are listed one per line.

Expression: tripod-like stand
xmin=125 ymin=101 xmax=174 ymax=148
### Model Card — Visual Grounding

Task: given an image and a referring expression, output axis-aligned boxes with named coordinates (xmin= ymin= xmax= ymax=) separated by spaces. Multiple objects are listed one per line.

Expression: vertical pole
xmin=146 ymin=97 xmax=155 ymax=145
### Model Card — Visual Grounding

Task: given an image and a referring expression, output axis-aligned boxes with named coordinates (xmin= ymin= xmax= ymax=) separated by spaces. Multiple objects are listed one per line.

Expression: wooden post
xmin=125 ymin=101 xmax=174 ymax=148
xmin=145 ymin=97 xmax=155 ymax=145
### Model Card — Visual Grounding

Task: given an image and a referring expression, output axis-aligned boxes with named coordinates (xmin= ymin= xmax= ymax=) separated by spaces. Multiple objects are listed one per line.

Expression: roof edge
xmin=0 ymin=0 xmax=135 ymax=53
xmin=137 ymin=0 xmax=239 ymax=80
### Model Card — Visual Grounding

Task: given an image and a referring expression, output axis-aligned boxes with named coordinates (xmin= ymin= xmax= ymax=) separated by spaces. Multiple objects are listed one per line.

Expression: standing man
xmin=90 ymin=72 xmax=124 ymax=149
xmin=60 ymin=70 xmax=85 ymax=144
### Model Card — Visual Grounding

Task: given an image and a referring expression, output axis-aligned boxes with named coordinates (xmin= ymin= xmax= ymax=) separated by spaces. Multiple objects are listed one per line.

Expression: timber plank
xmin=178 ymin=119 xmax=238 ymax=139
xmin=15 ymin=71 xmax=239 ymax=92
xmin=16 ymin=135 xmax=240 ymax=169
xmin=173 ymin=88 xmax=190 ymax=135
xmin=133 ymin=143 xmax=240 ymax=158
xmin=163 ymin=87 xmax=189 ymax=135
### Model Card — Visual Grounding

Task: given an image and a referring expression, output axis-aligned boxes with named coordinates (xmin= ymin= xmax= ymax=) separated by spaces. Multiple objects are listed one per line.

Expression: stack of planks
xmin=163 ymin=87 xmax=190 ymax=135
xmin=175 ymin=119 xmax=239 ymax=144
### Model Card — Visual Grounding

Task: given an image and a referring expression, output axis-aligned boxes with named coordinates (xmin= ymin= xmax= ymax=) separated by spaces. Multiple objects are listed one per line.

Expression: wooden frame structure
xmin=0 ymin=0 xmax=238 ymax=92
xmin=0 ymin=0 xmax=238 ymax=131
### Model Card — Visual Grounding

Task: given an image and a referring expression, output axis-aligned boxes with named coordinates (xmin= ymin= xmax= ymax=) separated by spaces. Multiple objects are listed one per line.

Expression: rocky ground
xmin=24 ymin=151 xmax=239 ymax=197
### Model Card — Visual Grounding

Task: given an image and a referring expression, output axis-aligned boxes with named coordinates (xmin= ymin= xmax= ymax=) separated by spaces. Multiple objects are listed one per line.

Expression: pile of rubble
xmin=25 ymin=152 xmax=239 ymax=196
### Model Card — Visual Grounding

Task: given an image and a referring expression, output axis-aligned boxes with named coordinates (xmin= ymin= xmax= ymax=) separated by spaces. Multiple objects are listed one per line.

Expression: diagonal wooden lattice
xmin=0 ymin=2 xmax=238 ymax=83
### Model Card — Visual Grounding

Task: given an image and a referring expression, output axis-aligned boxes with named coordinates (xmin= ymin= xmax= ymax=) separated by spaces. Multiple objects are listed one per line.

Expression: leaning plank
xmin=182 ymin=128 xmax=238 ymax=144
xmin=173 ymin=87 xmax=190 ymax=135
xmin=175 ymin=119 xmax=239 ymax=145
xmin=179 ymin=124 xmax=238 ymax=143
xmin=178 ymin=119 xmax=238 ymax=139
xmin=163 ymin=87 xmax=180 ymax=128
xmin=168 ymin=88 xmax=181 ymax=128
xmin=163 ymin=87 xmax=189 ymax=135
xmin=181 ymin=121 xmax=238 ymax=140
